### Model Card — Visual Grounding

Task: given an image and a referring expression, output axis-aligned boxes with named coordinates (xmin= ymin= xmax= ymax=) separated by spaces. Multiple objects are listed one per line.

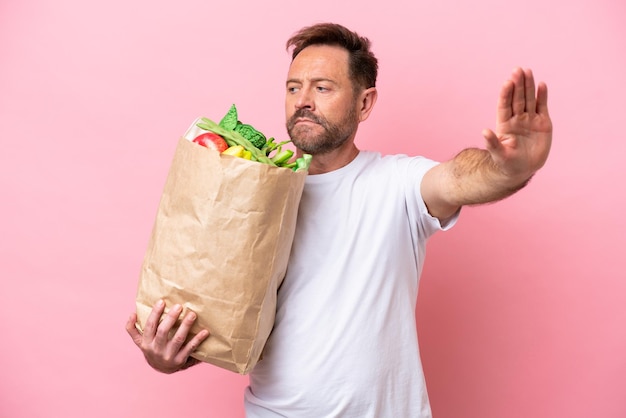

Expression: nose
xmin=294 ymin=87 xmax=314 ymax=111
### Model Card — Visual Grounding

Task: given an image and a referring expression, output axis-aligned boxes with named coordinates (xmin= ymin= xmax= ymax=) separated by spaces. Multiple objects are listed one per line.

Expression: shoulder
xmin=359 ymin=151 xmax=439 ymax=177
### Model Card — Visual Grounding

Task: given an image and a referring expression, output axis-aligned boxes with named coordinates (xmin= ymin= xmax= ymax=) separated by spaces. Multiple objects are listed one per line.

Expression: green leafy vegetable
xmin=218 ymin=104 xmax=238 ymax=130
xmin=234 ymin=122 xmax=266 ymax=149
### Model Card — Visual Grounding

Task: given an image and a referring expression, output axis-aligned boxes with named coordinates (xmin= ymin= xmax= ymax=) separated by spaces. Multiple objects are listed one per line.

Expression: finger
xmin=154 ymin=303 xmax=183 ymax=345
xmin=179 ymin=328 xmax=210 ymax=362
xmin=510 ymin=67 xmax=526 ymax=115
xmin=174 ymin=311 xmax=210 ymax=361
xmin=523 ymin=68 xmax=537 ymax=114
xmin=496 ymin=79 xmax=514 ymax=124
xmin=170 ymin=310 xmax=199 ymax=352
xmin=126 ymin=313 xmax=143 ymax=347
xmin=482 ymin=128 xmax=503 ymax=154
xmin=143 ymin=299 xmax=166 ymax=342
xmin=536 ymin=81 xmax=549 ymax=117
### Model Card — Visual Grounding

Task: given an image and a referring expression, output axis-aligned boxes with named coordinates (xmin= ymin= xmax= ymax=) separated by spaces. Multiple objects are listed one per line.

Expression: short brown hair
xmin=286 ymin=23 xmax=378 ymax=91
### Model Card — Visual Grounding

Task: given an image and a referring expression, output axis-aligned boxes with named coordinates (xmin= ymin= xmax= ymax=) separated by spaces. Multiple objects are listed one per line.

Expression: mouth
xmin=295 ymin=118 xmax=318 ymax=125
xmin=288 ymin=116 xmax=321 ymax=132
xmin=290 ymin=109 xmax=323 ymax=124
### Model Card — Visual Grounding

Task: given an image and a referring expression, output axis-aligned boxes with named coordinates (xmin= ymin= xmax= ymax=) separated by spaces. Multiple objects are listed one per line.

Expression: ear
xmin=357 ymin=87 xmax=378 ymax=122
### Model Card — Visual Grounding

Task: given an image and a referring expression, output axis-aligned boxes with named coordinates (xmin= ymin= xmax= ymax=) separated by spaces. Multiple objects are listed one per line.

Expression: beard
xmin=286 ymin=105 xmax=359 ymax=155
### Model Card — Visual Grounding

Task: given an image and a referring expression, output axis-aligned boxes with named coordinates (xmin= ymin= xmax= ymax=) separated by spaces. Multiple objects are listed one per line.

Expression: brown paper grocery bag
xmin=135 ymin=137 xmax=306 ymax=374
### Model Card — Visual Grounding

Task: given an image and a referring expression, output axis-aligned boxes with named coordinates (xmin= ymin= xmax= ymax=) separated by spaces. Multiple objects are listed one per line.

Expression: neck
xmin=300 ymin=143 xmax=360 ymax=175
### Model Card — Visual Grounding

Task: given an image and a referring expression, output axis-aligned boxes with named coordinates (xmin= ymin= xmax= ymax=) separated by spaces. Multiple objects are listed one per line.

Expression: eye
xmin=286 ymin=82 xmax=301 ymax=94
xmin=316 ymin=86 xmax=329 ymax=92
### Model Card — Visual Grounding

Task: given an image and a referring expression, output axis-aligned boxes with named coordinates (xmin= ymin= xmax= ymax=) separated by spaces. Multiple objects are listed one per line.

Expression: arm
xmin=421 ymin=67 xmax=552 ymax=220
xmin=126 ymin=300 xmax=210 ymax=374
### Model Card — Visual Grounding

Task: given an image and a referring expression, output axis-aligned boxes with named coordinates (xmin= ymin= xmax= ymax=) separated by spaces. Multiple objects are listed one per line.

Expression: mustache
xmin=287 ymin=109 xmax=325 ymax=127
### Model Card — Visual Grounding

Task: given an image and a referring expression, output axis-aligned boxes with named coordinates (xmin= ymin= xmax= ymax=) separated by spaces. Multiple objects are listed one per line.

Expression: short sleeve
xmin=398 ymin=156 xmax=460 ymax=240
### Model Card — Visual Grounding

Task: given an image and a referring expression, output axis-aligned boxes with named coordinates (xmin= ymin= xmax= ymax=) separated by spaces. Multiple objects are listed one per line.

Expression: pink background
xmin=1 ymin=0 xmax=625 ymax=417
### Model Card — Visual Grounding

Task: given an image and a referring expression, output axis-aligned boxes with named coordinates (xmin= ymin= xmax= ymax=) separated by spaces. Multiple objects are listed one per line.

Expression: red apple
xmin=192 ymin=132 xmax=228 ymax=153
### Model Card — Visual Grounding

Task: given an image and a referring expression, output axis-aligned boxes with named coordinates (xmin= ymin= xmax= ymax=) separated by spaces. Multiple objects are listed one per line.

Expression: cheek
xmin=326 ymin=97 xmax=354 ymax=114
xmin=285 ymin=95 xmax=297 ymax=119
xmin=320 ymin=100 xmax=348 ymax=124
xmin=284 ymin=101 xmax=292 ymax=122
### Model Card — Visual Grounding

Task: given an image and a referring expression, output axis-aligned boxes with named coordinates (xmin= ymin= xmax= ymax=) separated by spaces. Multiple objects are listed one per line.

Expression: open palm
xmin=483 ymin=68 xmax=552 ymax=182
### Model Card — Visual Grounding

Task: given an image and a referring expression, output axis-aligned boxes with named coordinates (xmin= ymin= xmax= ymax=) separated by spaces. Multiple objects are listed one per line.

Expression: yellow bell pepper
xmin=222 ymin=145 xmax=245 ymax=158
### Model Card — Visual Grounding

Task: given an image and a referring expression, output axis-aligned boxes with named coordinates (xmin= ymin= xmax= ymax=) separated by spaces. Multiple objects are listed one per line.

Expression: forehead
xmin=287 ymin=44 xmax=351 ymax=82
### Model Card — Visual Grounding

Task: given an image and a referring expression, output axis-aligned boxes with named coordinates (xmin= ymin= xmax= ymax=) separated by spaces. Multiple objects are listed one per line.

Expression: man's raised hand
xmin=482 ymin=67 xmax=552 ymax=183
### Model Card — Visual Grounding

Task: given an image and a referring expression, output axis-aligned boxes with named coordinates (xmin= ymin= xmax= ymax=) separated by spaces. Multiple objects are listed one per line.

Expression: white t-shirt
xmin=244 ymin=151 xmax=457 ymax=418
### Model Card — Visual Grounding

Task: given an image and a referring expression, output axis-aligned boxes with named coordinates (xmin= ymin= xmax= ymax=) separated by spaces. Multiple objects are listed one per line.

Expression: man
xmin=127 ymin=23 xmax=552 ymax=417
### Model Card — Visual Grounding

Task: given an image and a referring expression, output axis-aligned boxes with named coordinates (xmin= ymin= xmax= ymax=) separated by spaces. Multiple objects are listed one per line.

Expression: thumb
xmin=482 ymin=128 xmax=501 ymax=153
xmin=126 ymin=313 xmax=143 ymax=347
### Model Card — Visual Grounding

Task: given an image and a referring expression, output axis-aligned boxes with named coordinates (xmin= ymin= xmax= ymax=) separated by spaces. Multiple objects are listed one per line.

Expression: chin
xmin=289 ymin=128 xmax=318 ymax=147
xmin=291 ymin=139 xmax=318 ymax=154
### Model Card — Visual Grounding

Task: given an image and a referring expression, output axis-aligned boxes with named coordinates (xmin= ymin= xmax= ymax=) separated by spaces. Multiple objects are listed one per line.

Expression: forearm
xmin=422 ymin=148 xmax=532 ymax=220
xmin=446 ymin=147 xmax=532 ymax=205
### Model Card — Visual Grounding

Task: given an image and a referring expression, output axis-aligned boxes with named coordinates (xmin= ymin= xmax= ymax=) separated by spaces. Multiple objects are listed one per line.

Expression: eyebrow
xmin=286 ymin=77 xmax=338 ymax=86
